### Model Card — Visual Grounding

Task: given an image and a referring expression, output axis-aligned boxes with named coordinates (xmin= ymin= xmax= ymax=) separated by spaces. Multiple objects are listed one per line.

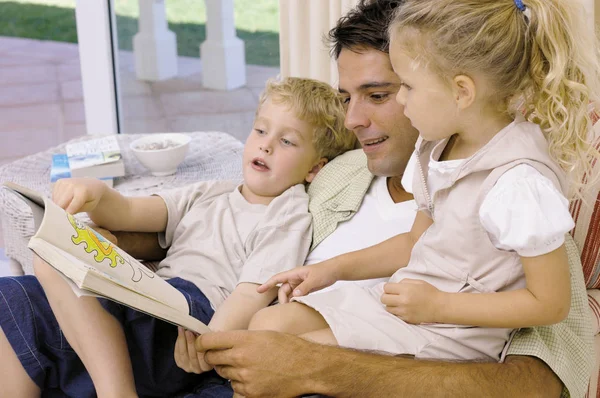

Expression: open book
xmin=2 ymin=182 xmax=210 ymax=334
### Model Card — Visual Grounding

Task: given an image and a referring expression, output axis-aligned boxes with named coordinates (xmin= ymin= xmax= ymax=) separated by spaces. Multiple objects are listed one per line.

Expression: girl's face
xmin=389 ymin=40 xmax=459 ymax=142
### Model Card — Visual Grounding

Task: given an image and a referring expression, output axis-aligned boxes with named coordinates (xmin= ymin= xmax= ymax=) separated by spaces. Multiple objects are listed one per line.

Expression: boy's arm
xmin=88 ymin=190 xmax=168 ymax=233
xmin=53 ymin=178 xmax=168 ymax=232
xmin=398 ymin=245 xmax=570 ymax=327
xmin=208 ymin=283 xmax=278 ymax=331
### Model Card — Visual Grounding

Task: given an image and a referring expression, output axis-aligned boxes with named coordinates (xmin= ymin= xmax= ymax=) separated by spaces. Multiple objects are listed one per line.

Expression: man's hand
xmin=174 ymin=327 xmax=213 ymax=374
xmin=52 ymin=178 xmax=108 ymax=214
xmin=381 ymin=279 xmax=443 ymax=324
xmin=197 ymin=330 xmax=318 ymax=397
xmin=257 ymin=261 xmax=340 ymax=303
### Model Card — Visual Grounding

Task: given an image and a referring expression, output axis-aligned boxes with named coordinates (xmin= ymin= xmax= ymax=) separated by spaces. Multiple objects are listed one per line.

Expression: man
xmin=188 ymin=1 xmax=593 ymax=397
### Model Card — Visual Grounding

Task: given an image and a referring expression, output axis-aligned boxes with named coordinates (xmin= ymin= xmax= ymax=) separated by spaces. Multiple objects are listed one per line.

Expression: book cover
xmin=2 ymin=182 xmax=210 ymax=334
xmin=66 ymin=136 xmax=122 ymax=170
xmin=50 ymin=154 xmax=114 ymax=187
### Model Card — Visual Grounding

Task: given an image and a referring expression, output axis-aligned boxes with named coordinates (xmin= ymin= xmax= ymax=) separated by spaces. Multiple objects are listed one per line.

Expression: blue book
xmin=50 ymin=154 xmax=71 ymax=182
xmin=50 ymin=154 xmax=114 ymax=186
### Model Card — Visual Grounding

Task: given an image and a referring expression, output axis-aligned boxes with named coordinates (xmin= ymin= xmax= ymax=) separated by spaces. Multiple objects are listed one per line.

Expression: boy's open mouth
xmin=251 ymin=158 xmax=270 ymax=171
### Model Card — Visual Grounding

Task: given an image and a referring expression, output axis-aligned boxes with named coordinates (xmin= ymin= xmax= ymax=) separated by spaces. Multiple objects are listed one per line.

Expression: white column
xmin=278 ymin=0 xmax=359 ymax=86
xmin=201 ymin=0 xmax=246 ymax=90
xmin=133 ymin=0 xmax=178 ymax=81
xmin=75 ymin=0 xmax=121 ymax=134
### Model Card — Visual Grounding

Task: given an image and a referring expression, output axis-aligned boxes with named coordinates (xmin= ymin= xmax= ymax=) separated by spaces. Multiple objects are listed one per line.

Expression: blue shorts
xmin=0 ymin=275 xmax=233 ymax=398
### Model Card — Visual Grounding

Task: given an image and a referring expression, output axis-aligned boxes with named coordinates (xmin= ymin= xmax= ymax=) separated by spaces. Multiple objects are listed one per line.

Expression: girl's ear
xmin=452 ymin=74 xmax=476 ymax=110
xmin=305 ymin=158 xmax=329 ymax=183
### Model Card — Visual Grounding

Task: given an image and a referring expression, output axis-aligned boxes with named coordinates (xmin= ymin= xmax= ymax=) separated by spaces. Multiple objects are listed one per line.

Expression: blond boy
xmin=0 ymin=77 xmax=355 ymax=397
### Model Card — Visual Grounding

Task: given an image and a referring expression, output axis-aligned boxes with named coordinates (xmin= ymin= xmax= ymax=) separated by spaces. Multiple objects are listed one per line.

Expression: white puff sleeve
xmin=479 ymin=164 xmax=574 ymax=257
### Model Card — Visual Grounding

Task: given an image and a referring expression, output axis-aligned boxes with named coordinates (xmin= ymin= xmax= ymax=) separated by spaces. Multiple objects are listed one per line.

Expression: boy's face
xmin=241 ymin=98 xmax=325 ymax=203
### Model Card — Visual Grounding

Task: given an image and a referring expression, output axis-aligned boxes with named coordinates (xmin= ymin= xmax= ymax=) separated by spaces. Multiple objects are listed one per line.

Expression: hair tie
xmin=514 ymin=0 xmax=526 ymax=12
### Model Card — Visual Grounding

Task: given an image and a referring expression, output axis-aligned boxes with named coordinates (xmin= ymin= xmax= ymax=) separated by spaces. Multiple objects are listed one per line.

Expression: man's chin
xmin=365 ymin=159 xmax=401 ymax=179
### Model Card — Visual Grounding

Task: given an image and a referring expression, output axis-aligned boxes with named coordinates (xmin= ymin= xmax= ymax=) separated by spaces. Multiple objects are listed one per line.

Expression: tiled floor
xmin=0 ymin=35 xmax=280 ymax=275
xmin=0 ymin=36 xmax=279 ymax=167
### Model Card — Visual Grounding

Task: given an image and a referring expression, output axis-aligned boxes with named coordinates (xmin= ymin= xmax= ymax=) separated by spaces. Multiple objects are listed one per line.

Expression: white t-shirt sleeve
xmin=479 ymin=164 xmax=574 ymax=257
xmin=156 ymin=180 xmax=239 ymax=248
xmin=238 ymin=185 xmax=313 ymax=284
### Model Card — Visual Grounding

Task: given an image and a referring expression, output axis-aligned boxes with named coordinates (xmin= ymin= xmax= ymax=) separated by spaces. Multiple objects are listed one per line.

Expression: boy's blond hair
xmin=258 ymin=77 xmax=356 ymax=160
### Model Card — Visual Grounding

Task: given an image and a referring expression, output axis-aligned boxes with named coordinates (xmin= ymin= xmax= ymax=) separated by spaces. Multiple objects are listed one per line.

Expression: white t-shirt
xmin=402 ymin=151 xmax=574 ymax=257
xmin=157 ymin=181 xmax=312 ymax=308
xmin=306 ymin=176 xmax=417 ymax=291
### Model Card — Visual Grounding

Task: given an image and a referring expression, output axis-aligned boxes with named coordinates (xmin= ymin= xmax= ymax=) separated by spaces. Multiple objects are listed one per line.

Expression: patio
xmin=0 ymin=35 xmax=279 ymax=167
xmin=0 ymin=35 xmax=279 ymax=257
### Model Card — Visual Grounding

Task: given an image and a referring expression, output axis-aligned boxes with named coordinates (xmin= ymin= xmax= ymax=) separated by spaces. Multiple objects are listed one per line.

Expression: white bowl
xmin=129 ymin=133 xmax=191 ymax=176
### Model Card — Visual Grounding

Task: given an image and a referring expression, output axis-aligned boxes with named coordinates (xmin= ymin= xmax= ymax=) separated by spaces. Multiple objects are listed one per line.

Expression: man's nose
xmin=344 ymin=100 xmax=371 ymax=131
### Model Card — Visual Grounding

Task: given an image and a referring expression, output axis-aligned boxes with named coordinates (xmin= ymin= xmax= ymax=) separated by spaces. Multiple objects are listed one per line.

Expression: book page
xmin=2 ymin=182 xmax=190 ymax=314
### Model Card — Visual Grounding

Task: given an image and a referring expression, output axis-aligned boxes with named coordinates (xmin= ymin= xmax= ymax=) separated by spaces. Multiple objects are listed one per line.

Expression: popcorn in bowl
xmin=130 ymin=133 xmax=191 ymax=176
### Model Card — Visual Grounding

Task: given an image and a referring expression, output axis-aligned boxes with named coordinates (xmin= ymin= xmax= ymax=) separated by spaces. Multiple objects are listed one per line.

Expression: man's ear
xmin=305 ymin=157 xmax=329 ymax=183
xmin=452 ymin=74 xmax=476 ymax=110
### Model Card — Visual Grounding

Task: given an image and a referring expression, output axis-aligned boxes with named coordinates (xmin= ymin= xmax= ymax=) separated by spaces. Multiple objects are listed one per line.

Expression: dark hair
xmin=327 ymin=0 xmax=405 ymax=59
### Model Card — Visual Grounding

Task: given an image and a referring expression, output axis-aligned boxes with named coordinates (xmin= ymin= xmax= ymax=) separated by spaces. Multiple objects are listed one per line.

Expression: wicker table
xmin=0 ymin=131 xmax=244 ymax=275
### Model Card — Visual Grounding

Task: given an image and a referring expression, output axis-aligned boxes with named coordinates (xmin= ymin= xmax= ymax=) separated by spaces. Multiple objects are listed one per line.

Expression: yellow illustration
xmin=67 ymin=214 xmax=154 ymax=282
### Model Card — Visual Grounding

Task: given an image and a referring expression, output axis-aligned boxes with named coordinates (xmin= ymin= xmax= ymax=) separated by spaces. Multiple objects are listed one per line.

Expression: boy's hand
xmin=381 ymin=279 xmax=442 ymax=324
xmin=174 ymin=327 xmax=213 ymax=374
xmin=257 ymin=261 xmax=339 ymax=303
xmin=52 ymin=178 xmax=108 ymax=214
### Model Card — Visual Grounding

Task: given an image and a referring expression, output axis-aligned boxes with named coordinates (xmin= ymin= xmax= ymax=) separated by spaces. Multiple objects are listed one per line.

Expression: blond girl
xmin=252 ymin=0 xmax=600 ymax=362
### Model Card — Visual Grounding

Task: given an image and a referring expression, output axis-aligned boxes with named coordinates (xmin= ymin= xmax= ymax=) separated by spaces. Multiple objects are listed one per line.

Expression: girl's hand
xmin=52 ymin=178 xmax=108 ymax=214
xmin=174 ymin=327 xmax=213 ymax=374
xmin=381 ymin=279 xmax=443 ymax=324
xmin=257 ymin=261 xmax=340 ymax=303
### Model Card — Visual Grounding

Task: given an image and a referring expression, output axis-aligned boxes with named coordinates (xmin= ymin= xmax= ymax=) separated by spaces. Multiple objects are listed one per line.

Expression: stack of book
xmin=51 ymin=136 xmax=125 ymax=187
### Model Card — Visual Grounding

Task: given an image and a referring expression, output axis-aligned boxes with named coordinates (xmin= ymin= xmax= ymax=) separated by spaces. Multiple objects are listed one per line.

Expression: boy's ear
xmin=452 ymin=74 xmax=476 ymax=110
xmin=305 ymin=157 xmax=329 ymax=183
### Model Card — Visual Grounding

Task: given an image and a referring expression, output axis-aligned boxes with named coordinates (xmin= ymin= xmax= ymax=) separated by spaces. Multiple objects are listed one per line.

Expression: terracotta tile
xmin=0 ymin=82 xmax=59 ymax=106
xmin=168 ymin=111 xmax=255 ymax=142
xmin=249 ymin=87 xmax=264 ymax=101
xmin=246 ymin=65 xmax=279 ymax=88
xmin=0 ymin=103 xmax=62 ymax=131
xmin=150 ymin=76 xmax=205 ymax=94
xmin=62 ymin=123 xmax=87 ymax=142
xmin=57 ymin=62 xmax=81 ymax=82
xmin=119 ymin=71 xmax=152 ymax=96
xmin=121 ymin=96 xmax=164 ymax=120
xmin=160 ymin=89 xmax=257 ymax=117
xmin=0 ymin=37 xmax=39 ymax=53
xmin=60 ymin=80 xmax=83 ymax=101
xmin=7 ymin=40 xmax=80 ymax=63
xmin=0 ymin=128 xmax=61 ymax=158
xmin=63 ymin=101 xmax=85 ymax=124
xmin=0 ymin=54 xmax=47 ymax=67
xmin=0 ymin=65 xmax=57 ymax=86
xmin=122 ymin=118 xmax=169 ymax=134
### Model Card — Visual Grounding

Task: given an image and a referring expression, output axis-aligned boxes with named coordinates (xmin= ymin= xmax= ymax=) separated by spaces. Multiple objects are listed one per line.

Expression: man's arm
xmin=198 ymin=331 xmax=563 ymax=398
xmin=110 ymin=231 xmax=168 ymax=261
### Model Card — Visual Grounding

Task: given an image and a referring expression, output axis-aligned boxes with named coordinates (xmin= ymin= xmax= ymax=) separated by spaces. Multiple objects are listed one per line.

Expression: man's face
xmin=337 ymin=48 xmax=419 ymax=178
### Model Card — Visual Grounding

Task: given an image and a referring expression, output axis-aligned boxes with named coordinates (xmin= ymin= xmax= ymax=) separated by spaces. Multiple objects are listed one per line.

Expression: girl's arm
xmin=208 ymin=283 xmax=278 ymax=331
xmin=259 ymin=210 xmax=433 ymax=296
xmin=434 ymin=245 xmax=571 ymax=327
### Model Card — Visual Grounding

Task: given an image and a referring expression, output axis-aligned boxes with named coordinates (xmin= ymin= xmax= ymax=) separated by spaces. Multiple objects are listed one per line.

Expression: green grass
xmin=0 ymin=0 xmax=280 ymax=66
